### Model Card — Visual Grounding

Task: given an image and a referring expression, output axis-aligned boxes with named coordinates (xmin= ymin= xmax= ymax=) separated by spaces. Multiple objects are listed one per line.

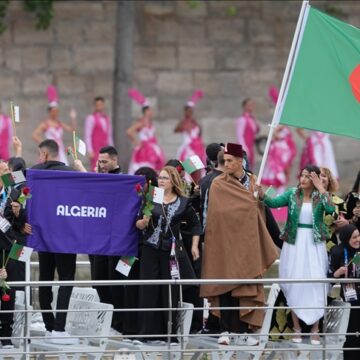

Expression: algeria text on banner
xmin=26 ymin=169 xmax=144 ymax=256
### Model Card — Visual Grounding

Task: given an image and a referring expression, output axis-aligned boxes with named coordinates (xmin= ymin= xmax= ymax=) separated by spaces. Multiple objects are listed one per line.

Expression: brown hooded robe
xmin=200 ymin=172 xmax=279 ymax=328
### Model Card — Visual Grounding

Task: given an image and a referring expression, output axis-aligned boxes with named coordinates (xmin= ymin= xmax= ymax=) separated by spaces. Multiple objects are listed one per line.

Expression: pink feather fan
xmin=128 ymin=88 xmax=149 ymax=106
xmin=47 ymin=85 xmax=59 ymax=107
xmin=268 ymin=86 xmax=279 ymax=105
xmin=187 ymin=89 xmax=204 ymax=107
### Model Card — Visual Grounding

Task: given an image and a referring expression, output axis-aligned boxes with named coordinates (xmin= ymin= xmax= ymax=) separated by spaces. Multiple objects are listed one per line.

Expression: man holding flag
xmin=31 ymin=139 xmax=79 ymax=345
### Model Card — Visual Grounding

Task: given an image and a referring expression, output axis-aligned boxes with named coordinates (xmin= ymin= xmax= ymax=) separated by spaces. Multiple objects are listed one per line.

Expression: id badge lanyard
xmin=162 ymin=204 xmax=180 ymax=280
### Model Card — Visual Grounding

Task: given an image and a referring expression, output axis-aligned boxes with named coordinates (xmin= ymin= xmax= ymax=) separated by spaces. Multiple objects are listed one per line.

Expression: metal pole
xmin=256 ymin=0 xmax=309 ymax=185
xmin=24 ymin=258 xmax=31 ymax=360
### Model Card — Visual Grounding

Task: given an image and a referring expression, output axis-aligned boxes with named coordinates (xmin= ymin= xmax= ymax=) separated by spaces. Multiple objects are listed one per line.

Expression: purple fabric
xmin=27 ymin=169 xmax=144 ymax=256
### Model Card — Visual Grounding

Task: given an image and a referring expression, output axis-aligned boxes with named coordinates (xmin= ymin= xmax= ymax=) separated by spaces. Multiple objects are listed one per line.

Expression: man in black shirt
xmin=32 ymin=139 xmax=78 ymax=345
xmin=90 ymin=146 xmax=124 ymax=335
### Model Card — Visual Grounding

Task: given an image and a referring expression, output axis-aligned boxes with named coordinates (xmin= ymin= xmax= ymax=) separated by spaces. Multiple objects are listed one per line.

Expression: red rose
xmin=176 ymin=165 xmax=183 ymax=174
xmin=1 ymin=293 xmax=10 ymax=302
xmin=22 ymin=187 xmax=31 ymax=196
xmin=135 ymin=183 xmax=142 ymax=193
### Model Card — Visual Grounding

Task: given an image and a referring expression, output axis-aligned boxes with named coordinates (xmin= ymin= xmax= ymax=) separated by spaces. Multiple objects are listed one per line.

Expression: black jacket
xmin=31 ymin=160 xmax=73 ymax=171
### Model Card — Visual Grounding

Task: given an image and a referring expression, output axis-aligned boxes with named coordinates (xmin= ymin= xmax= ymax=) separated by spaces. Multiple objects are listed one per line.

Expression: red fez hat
xmin=224 ymin=143 xmax=243 ymax=158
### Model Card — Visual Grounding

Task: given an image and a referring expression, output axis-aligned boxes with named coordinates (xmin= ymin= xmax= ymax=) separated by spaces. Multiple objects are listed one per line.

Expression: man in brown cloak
xmin=200 ymin=143 xmax=279 ymax=345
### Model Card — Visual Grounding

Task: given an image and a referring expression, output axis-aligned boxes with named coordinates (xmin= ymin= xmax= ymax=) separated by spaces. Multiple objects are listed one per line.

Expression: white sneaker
xmin=50 ymin=331 xmax=79 ymax=345
xmin=218 ymin=331 xmax=230 ymax=345
xmin=109 ymin=328 xmax=123 ymax=337
xmin=132 ymin=339 xmax=144 ymax=345
xmin=43 ymin=330 xmax=53 ymax=343
xmin=31 ymin=312 xmax=44 ymax=323
xmin=235 ymin=334 xmax=259 ymax=346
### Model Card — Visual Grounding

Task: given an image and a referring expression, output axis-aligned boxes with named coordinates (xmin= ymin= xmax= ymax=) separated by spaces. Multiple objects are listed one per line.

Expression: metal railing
xmin=1 ymin=259 xmax=358 ymax=359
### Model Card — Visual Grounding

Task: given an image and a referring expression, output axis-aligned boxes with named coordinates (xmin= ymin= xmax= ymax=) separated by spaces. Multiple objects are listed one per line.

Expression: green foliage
xmin=0 ymin=0 xmax=10 ymax=34
xmin=187 ymin=0 xmax=200 ymax=10
xmin=187 ymin=0 xmax=238 ymax=17
xmin=226 ymin=5 xmax=237 ymax=17
xmin=23 ymin=0 xmax=54 ymax=30
xmin=0 ymin=0 xmax=53 ymax=35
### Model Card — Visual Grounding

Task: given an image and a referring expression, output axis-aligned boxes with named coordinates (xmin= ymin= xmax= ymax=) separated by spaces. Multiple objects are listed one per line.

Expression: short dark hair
xmin=166 ymin=159 xmax=183 ymax=169
xmin=8 ymin=157 xmax=26 ymax=172
xmin=94 ymin=96 xmax=105 ymax=103
xmin=142 ymin=106 xmax=150 ymax=115
xmin=39 ymin=139 xmax=59 ymax=157
xmin=242 ymin=98 xmax=251 ymax=108
xmin=135 ymin=166 xmax=158 ymax=187
xmin=300 ymin=164 xmax=321 ymax=176
xmin=206 ymin=143 xmax=222 ymax=162
xmin=217 ymin=150 xmax=225 ymax=166
xmin=99 ymin=146 xmax=118 ymax=158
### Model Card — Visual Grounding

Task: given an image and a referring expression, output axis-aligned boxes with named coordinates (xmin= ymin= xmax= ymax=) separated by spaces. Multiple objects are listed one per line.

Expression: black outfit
xmin=90 ymin=166 xmax=126 ymax=332
xmin=328 ymin=245 xmax=360 ymax=360
xmin=199 ymin=169 xmax=223 ymax=333
xmin=345 ymin=192 xmax=360 ymax=231
xmin=0 ymin=188 xmax=19 ymax=347
xmin=31 ymin=160 xmax=76 ymax=332
xmin=138 ymin=196 xmax=202 ymax=340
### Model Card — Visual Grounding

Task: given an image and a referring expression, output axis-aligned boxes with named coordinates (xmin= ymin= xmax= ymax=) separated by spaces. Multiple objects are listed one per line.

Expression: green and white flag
xmin=148 ymin=185 xmax=164 ymax=204
xmin=279 ymin=5 xmax=360 ymax=139
xmin=8 ymin=243 xmax=33 ymax=262
xmin=116 ymin=256 xmax=137 ymax=277
xmin=1 ymin=171 xmax=26 ymax=187
xmin=75 ymin=136 xmax=86 ymax=156
xmin=181 ymin=155 xmax=205 ymax=175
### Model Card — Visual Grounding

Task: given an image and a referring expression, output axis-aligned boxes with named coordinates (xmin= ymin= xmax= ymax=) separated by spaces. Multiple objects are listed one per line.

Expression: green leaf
xmin=143 ymin=207 xmax=152 ymax=217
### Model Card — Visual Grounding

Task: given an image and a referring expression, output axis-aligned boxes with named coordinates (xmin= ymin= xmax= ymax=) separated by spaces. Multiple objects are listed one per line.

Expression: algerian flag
xmin=116 ymin=256 xmax=137 ymax=277
xmin=14 ymin=105 xmax=20 ymax=122
xmin=1 ymin=171 xmax=26 ymax=187
xmin=75 ymin=136 xmax=86 ymax=156
xmin=8 ymin=243 xmax=33 ymax=262
xmin=351 ymin=253 xmax=360 ymax=266
xmin=148 ymin=185 xmax=164 ymax=204
xmin=181 ymin=155 xmax=205 ymax=175
xmin=278 ymin=5 xmax=360 ymax=139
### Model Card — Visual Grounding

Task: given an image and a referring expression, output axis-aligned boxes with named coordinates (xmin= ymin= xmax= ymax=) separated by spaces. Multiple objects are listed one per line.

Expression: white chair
xmin=30 ymin=298 xmax=113 ymax=360
xmin=32 ymin=286 xmax=100 ymax=337
xmin=188 ymin=283 xmax=281 ymax=360
xmin=266 ymin=299 xmax=351 ymax=360
xmin=109 ymin=302 xmax=194 ymax=360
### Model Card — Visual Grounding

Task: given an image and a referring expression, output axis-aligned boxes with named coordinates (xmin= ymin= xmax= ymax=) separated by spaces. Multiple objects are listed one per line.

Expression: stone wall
xmin=0 ymin=0 xmax=359 ymax=192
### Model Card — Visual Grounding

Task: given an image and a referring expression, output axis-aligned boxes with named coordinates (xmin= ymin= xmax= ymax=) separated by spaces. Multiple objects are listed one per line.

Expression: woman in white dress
xmin=257 ymin=165 xmax=334 ymax=344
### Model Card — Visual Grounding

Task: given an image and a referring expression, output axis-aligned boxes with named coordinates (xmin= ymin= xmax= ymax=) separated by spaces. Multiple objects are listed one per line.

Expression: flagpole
xmin=256 ymin=0 xmax=310 ymax=186
xmin=72 ymin=131 xmax=78 ymax=161
xmin=24 ymin=259 xmax=31 ymax=359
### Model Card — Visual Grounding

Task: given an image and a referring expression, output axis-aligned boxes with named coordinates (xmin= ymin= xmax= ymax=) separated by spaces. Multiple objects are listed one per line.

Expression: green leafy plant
xmin=0 ymin=0 xmax=53 ymax=35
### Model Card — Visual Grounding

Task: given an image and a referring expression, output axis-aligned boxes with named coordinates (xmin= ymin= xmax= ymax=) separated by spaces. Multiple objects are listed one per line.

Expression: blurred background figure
xmin=297 ymin=129 xmax=339 ymax=179
xmin=236 ymin=98 xmax=259 ymax=171
xmin=32 ymin=85 xmax=77 ymax=165
xmin=127 ymin=88 xmax=165 ymax=174
xmin=175 ymin=90 xmax=206 ymax=164
xmin=0 ymin=105 xmax=12 ymax=161
xmin=85 ymin=96 xmax=113 ymax=171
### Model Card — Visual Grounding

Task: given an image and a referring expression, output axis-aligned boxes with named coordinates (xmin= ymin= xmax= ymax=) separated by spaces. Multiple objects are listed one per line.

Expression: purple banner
xmin=27 ymin=169 xmax=144 ymax=256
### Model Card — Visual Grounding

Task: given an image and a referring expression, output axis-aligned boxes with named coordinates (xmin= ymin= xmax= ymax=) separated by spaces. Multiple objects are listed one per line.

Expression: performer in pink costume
xmin=262 ymin=87 xmax=297 ymax=192
xmin=298 ymin=129 xmax=339 ymax=179
xmin=32 ymin=85 xmax=76 ymax=165
xmin=0 ymin=108 xmax=12 ymax=160
xmin=126 ymin=88 xmax=165 ymax=174
xmin=85 ymin=96 xmax=113 ymax=171
xmin=236 ymin=98 xmax=259 ymax=170
xmin=175 ymin=90 xmax=206 ymax=164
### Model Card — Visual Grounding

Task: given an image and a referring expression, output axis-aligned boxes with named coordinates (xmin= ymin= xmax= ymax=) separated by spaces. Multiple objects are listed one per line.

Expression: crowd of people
xmin=0 ymin=90 xmax=359 ymax=359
